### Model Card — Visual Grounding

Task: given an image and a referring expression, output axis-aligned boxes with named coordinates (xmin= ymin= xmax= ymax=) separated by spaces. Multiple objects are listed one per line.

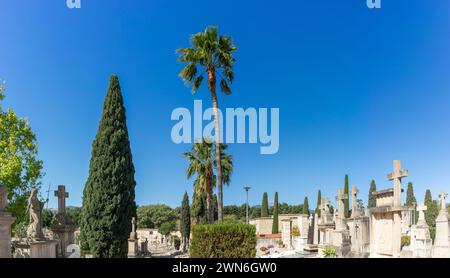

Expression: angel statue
xmin=26 ymin=187 xmax=48 ymax=240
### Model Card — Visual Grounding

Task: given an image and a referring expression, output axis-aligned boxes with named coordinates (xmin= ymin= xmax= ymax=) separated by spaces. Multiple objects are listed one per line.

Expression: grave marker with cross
xmin=54 ymin=185 xmax=69 ymax=215
xmin=351 ymin=185 xmax=360 ymax=218
xmin=387 ymin=160 xmax=408 ymax=207
xmin=439 ymin=191 xmax=448 ymax=212
xmin=416 ymin=203 xmax=427 ymax=226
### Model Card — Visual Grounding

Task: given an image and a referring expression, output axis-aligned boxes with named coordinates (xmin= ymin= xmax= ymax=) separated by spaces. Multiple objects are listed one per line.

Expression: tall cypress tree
xmin=80 ymin=75 xmax=136 ymax=258
xmin=272 ymin=192 xmax=279 ymax=234
xmin=181 ymin=191 xmax=191 ymax=252
xmin=344 ymin=175 xmax=350 ymax=218
xmin=303 ymin=197 xmax=310 ymax=216
xmin=368 ymin=180 xmax=377 ymax=208
xmin=405 ymin=182 xmax=418 ymax=223
xmin=261 ymin=192 xmax=269 ymax=217
xmin=424 ymin=189 xmax=438 ymax=241
xmin=316 ymin=190 xmax=322 ymax=217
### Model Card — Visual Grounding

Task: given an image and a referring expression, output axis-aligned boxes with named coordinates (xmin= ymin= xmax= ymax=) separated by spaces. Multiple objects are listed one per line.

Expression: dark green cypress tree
xmin=181 ymin=191 xmax=191 ymax=252
xmin=368 ymin=180 xmax=377 ymax=208
xmin=316 ymin=190 xmax=322 ymax=217
xmin=213 ymin=194 xmax=218 ymax=221
xmin=80 ymin=75 xmax=136 ymax=258
xmin=192 ymin=192 xmax=207 ymax=224
xmin=405 ymin=182 xmax=417 ymax=206
xmin=344 ymin=175 xmax=350 ymax=218
xmin=272 ymin=192 xmax=279 ymax=234
xmin=261 ymin=192 xmax=269 ymax=217
xmin=405 ymin=182 xmax=418 ymax=223
xmin=424 ymin=189 xmax=439 ymax=241
xmin=303 ymin=197 xmax=310 ymax=216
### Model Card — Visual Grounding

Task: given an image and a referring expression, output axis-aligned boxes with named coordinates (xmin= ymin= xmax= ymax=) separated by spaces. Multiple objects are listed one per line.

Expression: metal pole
xmin=244 ymin=186 xmax=251 ymax=224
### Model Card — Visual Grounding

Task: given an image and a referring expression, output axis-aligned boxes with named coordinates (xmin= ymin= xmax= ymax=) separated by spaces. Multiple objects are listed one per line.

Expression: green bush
xmin=190 ymin=223 xmax=257 ymax=258
xmin=323 ymin=246 xmax=337 ymax=258
xmin=401 ymin=235 xmax=411 ymax=247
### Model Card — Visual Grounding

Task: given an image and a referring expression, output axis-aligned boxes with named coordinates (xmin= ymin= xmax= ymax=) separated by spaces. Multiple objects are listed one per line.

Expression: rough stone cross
xmin=387 ymin=160 xmax=408 ymax=207
xmin=131 ymin=217 xmax=136 ymax=233
xmin=351 ymin=185 xmax=359 ymax=217
xmin=335 ymin=188 xmax=348 ymax=219
xmin=439 ymin=191 xmax=448 ymax=211
xmin=417 ymin=203 xmax=427 ymax=224
xmin=54 ymin=185 xmax=69 ymax=214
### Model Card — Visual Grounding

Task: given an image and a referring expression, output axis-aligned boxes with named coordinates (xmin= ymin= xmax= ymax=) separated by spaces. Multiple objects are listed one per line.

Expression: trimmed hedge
xmin=190 ymin=223 xmax=257 ymax=258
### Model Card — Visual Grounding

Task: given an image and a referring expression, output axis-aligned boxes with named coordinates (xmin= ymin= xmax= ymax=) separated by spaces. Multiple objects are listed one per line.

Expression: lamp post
xmin=244 ymin=186 xmax=251 ymax=224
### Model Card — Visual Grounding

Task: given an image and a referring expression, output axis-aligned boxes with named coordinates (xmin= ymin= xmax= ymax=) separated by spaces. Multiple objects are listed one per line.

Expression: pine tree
xmin=368 ymin=180 xmax=377 ymax=208
xmin=344 ymin=175 xmax=350 ymax=218
xmin=272 ymin=192 xmax=279 ymax=234
xmin=181 ymin=191 xmax=191 ymax=252
xmin=303 ymin=197 xmax=310 ymax=216
xmin=80 ymin=75 xmax=136 ymax=258
xmin=316 ymin=190 xmax=322 ymax=217
xmin=261 ymin=192 xmax=269 ymax=217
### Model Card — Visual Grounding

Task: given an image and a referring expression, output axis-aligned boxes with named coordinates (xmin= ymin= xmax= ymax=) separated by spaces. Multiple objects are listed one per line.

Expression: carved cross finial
xmin=54 ymin=185 xmax=69 ymax=215
xmin=439 ymin=191 xmax=448 ymax=211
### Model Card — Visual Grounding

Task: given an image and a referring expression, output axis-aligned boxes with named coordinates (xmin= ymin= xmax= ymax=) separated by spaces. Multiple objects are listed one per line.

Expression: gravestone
xmin=50 ymin=185 xmax=77 ymax=258
xmin=347 ymin=185 xmax=370 ymax=257
xmin=369 ymin=160 xmax=409 ymax=258
xmin=410 ymin=203 xmax=432 ymax=258
xmin=128 ymin=217 xmax=139 ymax=258
xmin=0 ymin=184 xmax=16 ymax=258
xmin=331 ymin=188 xmax=351 ymax=257
xmin=433 ymin=192 xmax=450 ymax=258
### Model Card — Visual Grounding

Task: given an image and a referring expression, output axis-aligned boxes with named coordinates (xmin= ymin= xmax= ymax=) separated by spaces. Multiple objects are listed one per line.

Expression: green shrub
xmin=173 ymin=236 xmax=181 ymax=250
xmin=323 ymin=246 xmax=337 ymax=258
xmin=190 ymin=223 xmax=257 ymax=258
xmin=401 ymin=235 xmax=411 ymax=247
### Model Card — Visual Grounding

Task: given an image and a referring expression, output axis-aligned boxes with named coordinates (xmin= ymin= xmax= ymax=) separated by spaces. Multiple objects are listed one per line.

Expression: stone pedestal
xmin=51 ymin=223 xmax=77 ymax=258
xmin=281 ymin=219 xmax=293 ymax=249
xmin=433 ymin=211 xmax=450 ymax=258
xmin=13 ymin=240 xmax=58 ymax=258
xmin=0 ymin=212 xmax=16 ymax=258
xmin=410 ymin=224 xmax=432 ymax=258
xmin=128 ymin=239 xmax=139 ymax=258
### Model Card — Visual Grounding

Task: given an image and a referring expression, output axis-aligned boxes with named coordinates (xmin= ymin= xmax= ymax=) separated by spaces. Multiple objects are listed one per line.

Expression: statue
xmin=26 ymin=187 xmax=48 ymax=240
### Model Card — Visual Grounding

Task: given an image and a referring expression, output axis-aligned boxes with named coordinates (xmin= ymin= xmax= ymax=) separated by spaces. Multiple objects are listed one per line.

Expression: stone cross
xmin=335 ymin=188 xmax=348 ymax=219
xmin=54 ymin=185 xmax=69 ymax=215
xmin=439 ymin=191 xmax=448 ymax=212
xmin=351 ymin=185 xmax=359 ymax=217
xmin=387 ymin=160 xmax=408 ymax=207
xmin=416 ymin=203 xmax=427 ymax=226
xmin=0 ymin=184 xmax=8 ymax=212
xmin=129 ymin=217 xmax=137 ymax=240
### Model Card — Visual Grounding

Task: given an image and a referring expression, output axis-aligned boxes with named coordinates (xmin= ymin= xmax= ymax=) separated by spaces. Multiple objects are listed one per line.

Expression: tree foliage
xmin=181 ymin=192 xmax=191 ymax=252
xmin=344 ymin=175 xmax=349 ymax=218
xmin=303 ymin=197 xmax=310 ymax=216
xmin=272 ymin=192 xmax=279 ymax=234
xmin=316 ymin=190 xmax=322 ymax=217
xmin=0 ymin=81 xmax=44 ymax=230
xmin=368 ymin=180 xmax=377 ymax=208
xmin=137 ymin=204 xmax=177 ymax=229
xmin=261 ymin=192 xmax=269 ymax=217
xmin=79 ymin=75 xmax=137 ymax=258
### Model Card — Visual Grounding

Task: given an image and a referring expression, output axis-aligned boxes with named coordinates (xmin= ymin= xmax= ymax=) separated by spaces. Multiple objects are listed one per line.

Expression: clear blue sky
xmin=1 ymin=0 xmax=449 ymax=209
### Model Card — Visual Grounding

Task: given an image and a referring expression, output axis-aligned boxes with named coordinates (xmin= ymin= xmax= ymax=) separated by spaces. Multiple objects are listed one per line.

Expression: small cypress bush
xmin=190 ymin=223 xmax=257 ymax=258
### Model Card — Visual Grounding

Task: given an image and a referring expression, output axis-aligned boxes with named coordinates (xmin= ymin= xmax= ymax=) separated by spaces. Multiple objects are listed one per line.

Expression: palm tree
xmin=177 ymin=26 xmax=237 ymax=221
xmin=184 ymin=139 xmax=233 ymax=223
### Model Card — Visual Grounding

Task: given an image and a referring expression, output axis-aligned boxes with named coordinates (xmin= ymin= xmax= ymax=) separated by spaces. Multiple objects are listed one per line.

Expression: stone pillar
xmin=433 ymin=192 xmax=450 ymax=257
xmin=281 ymin=219 xmax=293 ymax=249
xmin=0 ymin=184 xmax=15 ymax=258
xmin=128 ymin=217 xmax=139 ymax=258
xmin=50 ymin=185 xmax=77 ymax=257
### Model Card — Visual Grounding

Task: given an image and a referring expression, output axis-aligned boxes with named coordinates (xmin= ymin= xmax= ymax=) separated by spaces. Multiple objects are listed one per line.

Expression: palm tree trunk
xmin=206 ymin=189 xmax=214 ymax=224
xmin=207 ymin=67 xmax=223 ymax=222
